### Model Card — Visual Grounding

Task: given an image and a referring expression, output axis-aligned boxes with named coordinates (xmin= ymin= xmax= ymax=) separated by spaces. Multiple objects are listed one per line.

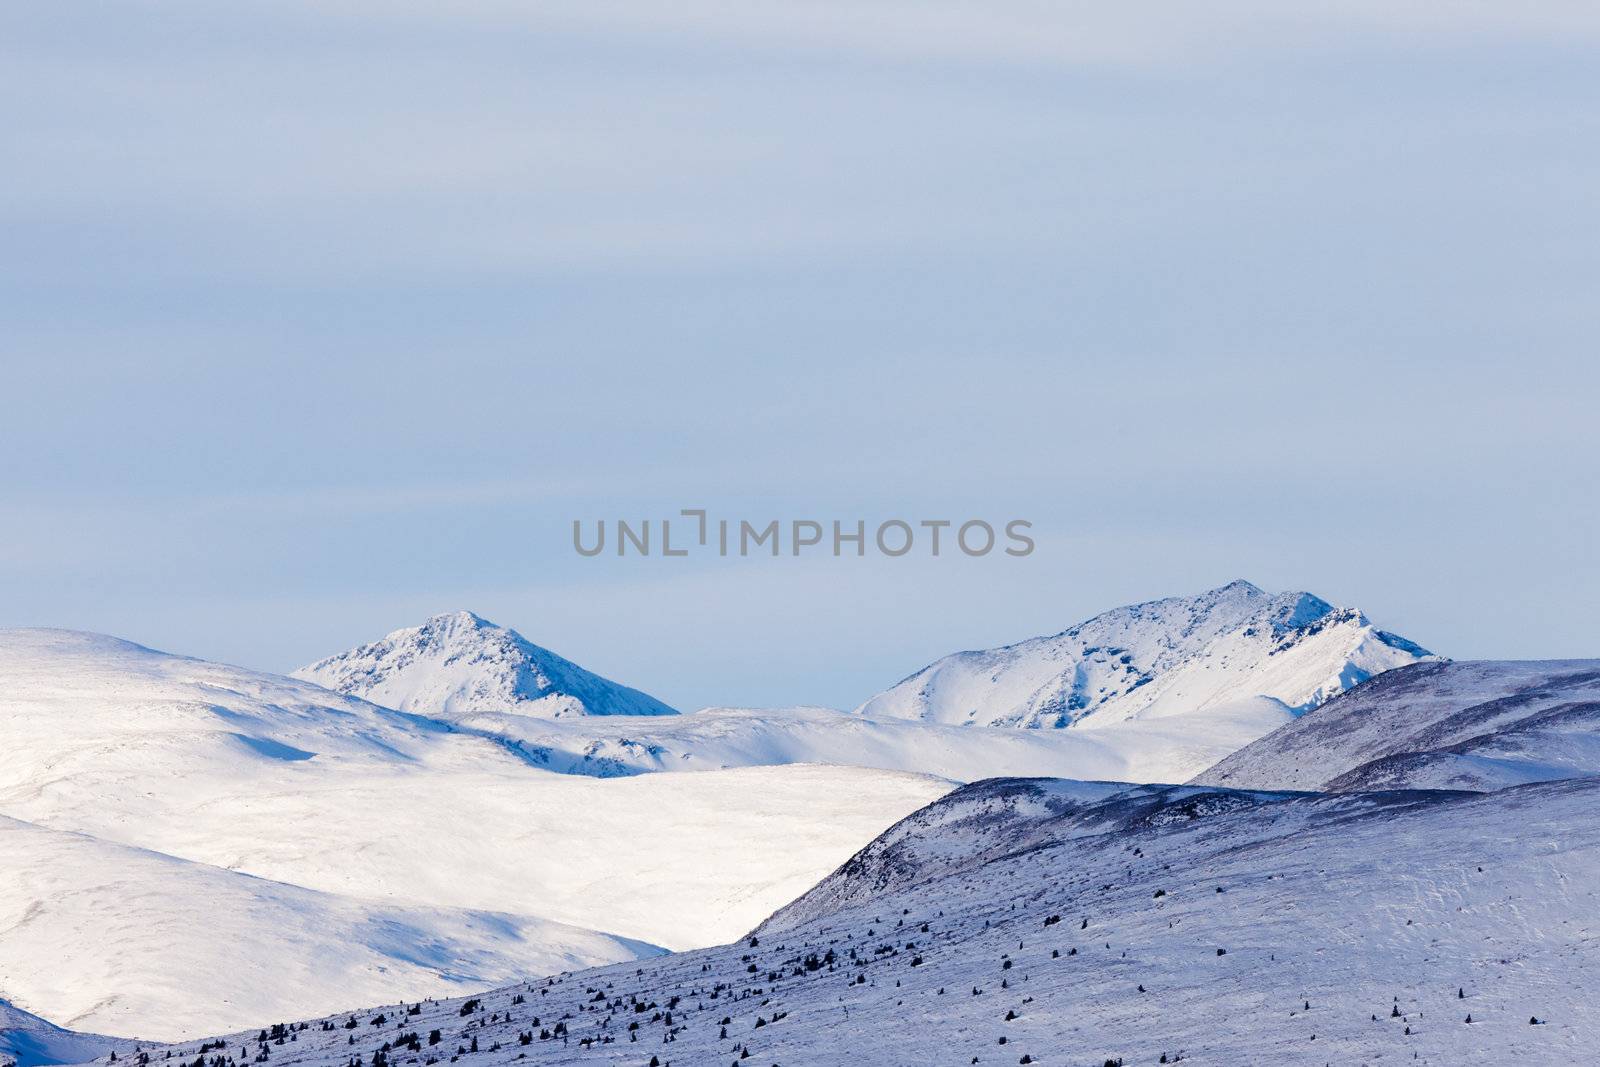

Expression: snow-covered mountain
xmin=277 ymin=588 xmax=1433 ymax=788
xmin=294 ymin=611 xmax=677 ymax=719
xmin=856 ymin=579 xmax=1433 ymax=730
xmin=72 ymin=774 xmax=1600 ymax=1066
xmin=1192 ymin=658 xmax=1600 ymax=793
xmin=0 ymin=629 xmax=946 ymax=1040
xmin=338 ymin=583 xmax=1433 ymax=788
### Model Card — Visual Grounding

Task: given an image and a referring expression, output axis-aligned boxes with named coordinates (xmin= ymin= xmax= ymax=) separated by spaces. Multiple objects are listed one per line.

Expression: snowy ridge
xmin=755 ymin=777 xmax=1148 ymax=933
xmin=855 ymin=579 xmax=1433 ymax=729
xmin=1 ymin=998 xmax=117 ymax=1067
xmin=70 ymin=775 xmax=1600 ymax=1066
xmin=1192 ymin=658 xmax=1600 ymax=792
xmin=294 ymin=611 xmax=676 ymax=720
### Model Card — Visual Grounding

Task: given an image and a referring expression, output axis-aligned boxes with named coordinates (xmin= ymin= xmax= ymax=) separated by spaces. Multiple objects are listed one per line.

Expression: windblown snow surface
xmin=294 ymin=611 xmax=677 ymax=720
xmin=0 ymin=630 xmax=947 ymax=1041
xmin=67 ymin=776 xmax=1600 ymax=1066
xmin=1193 ymin=659 xmax=1600 ymax=793
xmin=856 ymin=580 xmax=1432 ymax=730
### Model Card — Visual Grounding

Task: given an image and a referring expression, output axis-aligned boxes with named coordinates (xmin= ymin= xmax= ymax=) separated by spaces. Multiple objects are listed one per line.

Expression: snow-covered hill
xmin=294 ymin=611 xmax=676 ymax=719
xmin=73 ymin=774 xmax=1600 ymax=1066
xmin=856 ymin=579 xmax=1433 ymax=730
xmin=1 ymin=999 xmax=117 ymax=1067
xmin=1192 ymin=658 xmax=1600 ymax=792
xmin=0 ymin=630 xmax=947 ymax=1041
xmin=755 ymin=777 xmax=1245 ymax=935
xmin=0 ymin=814 xmax=655 ymax=1043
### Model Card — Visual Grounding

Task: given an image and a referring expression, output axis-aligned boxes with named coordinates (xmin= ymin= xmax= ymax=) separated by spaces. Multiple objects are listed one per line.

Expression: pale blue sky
xmin=3 ymin=3 xmax=1597 ymax=710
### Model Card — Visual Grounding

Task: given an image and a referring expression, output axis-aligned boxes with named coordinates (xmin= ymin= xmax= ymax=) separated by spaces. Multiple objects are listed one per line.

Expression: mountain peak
xmin=410 ymin=608 xmax=498 ymax=635
xmin=1215 ymin=578 xmax=1264 ymax=595
xmin=436 ymin=608 xmax=491 ymax=625
xmin=294 ymin=614 xmax=677 ymax=720
xmin=856 ymin=582 xmax=1435 ymax=729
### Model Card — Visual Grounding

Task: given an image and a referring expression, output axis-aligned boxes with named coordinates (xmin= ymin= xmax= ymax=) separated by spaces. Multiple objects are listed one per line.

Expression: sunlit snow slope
xmin=0 ymin=814 xmax=655 ymax=1042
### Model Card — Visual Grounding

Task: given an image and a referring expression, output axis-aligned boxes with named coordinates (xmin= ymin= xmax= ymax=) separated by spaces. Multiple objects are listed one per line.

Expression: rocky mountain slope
xmin=294 ymin=611 xmax=677 ymax=719
xmin=1192 ymin=658 xmax=1600 ymax=792
xmin=856 ymin=579 xmax=1432 ymax=730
